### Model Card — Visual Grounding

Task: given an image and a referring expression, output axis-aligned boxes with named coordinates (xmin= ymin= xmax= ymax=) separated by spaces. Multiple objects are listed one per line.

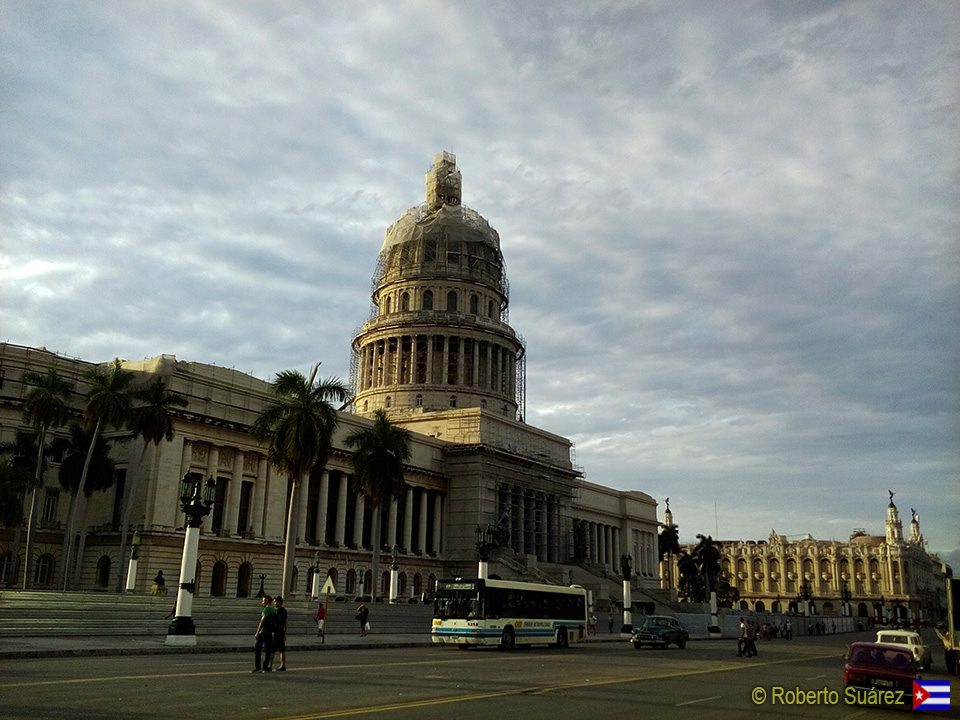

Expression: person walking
xmin=607 ymin=614 xmax=614 ymax=633
xmin=356 ymin=602 xmax=369 ymax=637
xmin=785 ymin=618 xmax=793 ymax=640
xmin=745 ymin=621 xmax=758 ymax=657
xmin=316 ymin=603 xmax=326 ymax=638
xmin=272 ymin=596 xmax=288 ymax=671
xmin=737 ymin=618 xmax=747 ymax=656
xmin=152 ymin=570 xmax=167 ymax=595
xmin=254 ymin=595 xmax=277 ymax=672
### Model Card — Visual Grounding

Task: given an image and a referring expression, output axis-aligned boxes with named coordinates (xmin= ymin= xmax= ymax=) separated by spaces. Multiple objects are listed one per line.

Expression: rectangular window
xmin=211 ymin=477 xmax=228 ymax=533
xmin=42 ymin=489 xmax=59 ymax=523
xmin=237 ymin=481 xmax=253 ymax=535
xmin=111 ymin=470 xmax=126 ymax=529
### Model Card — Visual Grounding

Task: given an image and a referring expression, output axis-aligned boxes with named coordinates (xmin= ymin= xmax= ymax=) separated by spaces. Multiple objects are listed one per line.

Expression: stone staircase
xmin=0 ymin=591 xmax=434 ymax=638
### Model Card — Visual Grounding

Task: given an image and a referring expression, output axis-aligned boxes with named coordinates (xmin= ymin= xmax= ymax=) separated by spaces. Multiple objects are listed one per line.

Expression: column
xmin=203 ymin=445 xmax=219 ymax=533
xmin=431 ymin=492 xmax=443 ymax=555
xmin=514 ymin=487 xmax=524 ymax=554
xmin=316 ymin=470 xmax=330 ymax=546
xmin=403 ymin=489 xmax=414 ymax=551
xmin=535 ymin=494 xmax=547 ymax=560
xmin=387 ymin=498 xmax=398 ymax=549
xmin=612 ymin=527 xmax=621 ymax=570
xmin=251 ymin=454 xmax=266 ymax=538
xmin=335 ymin=473 xmax=348 ymax=547
xmin=456 ymin=338 xmax=465 ymax=386
xmin=392 ymin=336 xmax=401 ymax=385
xmin=297 ymin=474 xmax=310 ymax=544
xmin=472 ymin=338 xmax=480 ymax=386
xmin=418 ymin=490 xmax=428 ymax=553
xmin=546 ymin=497 xmax=556 ymax=562
xmin=226 ymin=449 xmax=244 ymax=535
xmin=486 ymin=343 xmax=493 ymax=389
xmin=441 ymin=336 xmax=450 ymax=385
xmin=425 ymin=336 xmax=434 ymax=384
xmin=353 ymin=494 xmax=365 ymax=548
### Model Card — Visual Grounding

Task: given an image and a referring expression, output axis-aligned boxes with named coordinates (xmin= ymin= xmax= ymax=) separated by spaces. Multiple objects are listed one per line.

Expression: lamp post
xmin=840 ymin=581 xmax=852 ymax=618
xmin=389 ymin=544 xmax=400 ymax=602
xmin=475 ymin=524 xmax=496 ymax=580
xmin=620 ymin=553 xmax=633 ymax=636
xmin=799 ymin=580 xmax=813 ymax=617
xmin=165 ymin=475 xmax=215 ymax=647
xmin=125 ymin=530 xmax=142 ymax=592
xmin=311 ymin=551 xmax=321 ymax=600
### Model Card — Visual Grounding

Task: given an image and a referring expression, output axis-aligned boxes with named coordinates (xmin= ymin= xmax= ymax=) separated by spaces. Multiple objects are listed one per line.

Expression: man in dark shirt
xmin=273 ymin=596 xmax=288 ymax=671
xmin=253 ymin=595 xmax=276 ymax=672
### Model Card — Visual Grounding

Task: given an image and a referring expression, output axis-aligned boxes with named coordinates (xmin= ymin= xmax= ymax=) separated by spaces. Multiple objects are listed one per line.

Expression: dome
xmin=381 ymin=203 xmax=501 ymax=253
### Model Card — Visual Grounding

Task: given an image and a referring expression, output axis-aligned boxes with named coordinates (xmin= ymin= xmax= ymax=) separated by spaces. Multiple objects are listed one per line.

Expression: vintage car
xmin=875 ymin=630 xmax=933 ymax=670
xmin=843 ymin=641 xmax=918 ymax=704
xmin=630 ymin=615 xmax=689 ymax=649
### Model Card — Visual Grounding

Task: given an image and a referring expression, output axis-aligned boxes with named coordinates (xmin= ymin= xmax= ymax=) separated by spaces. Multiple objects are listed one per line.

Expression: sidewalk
xmin=0 ymin=631 xmax=624 ymax=660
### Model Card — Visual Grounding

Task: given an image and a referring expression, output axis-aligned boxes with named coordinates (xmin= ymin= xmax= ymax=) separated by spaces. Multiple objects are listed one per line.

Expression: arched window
xmin=488 ymin=300 xmax=495 ymax=317
xmin=480 ymin=399 xmax=486 ymax=409
xmin=400 ymin=292 xmax=410 ymax=311
xmin=211 ymin=560 xmax=228 ymax=597
xmin=413 ymin=573 xmax=423 ymax=598
xmin=34 ymin=553 xmax=55 ymax=586
xmin=96 ymin=555 xmax=111 ymax=588
xmin=381 ymin=571 xmax=389 ymax=595
xmin=754 ymin=600 xmax=765 ymax=612
xmin=449 ymin=395 xmax=457 ymax=408
xmin=446 ymin=290 xmax=458 ymax=311
xmin=346 ymin=569 xmax=357 ymax=595
xmin=327 ymin=567 xmax=338 ymax=591
xmin=422 ymin=290 xmax=433 ymax=310
xmin=415 ymin=394 xmax=423 ymax=407
xmin=469 ymin=294 xmax=479 ymax=314
xmin=385 ymin=396 xmax=392 ymax=408
xmin=399 ymin=572 xmax=407 ymax=596
xmin=237 ymin=562 xmax=252 ymax=598
xmin=385 ymin=297 xmax=392 ymax=314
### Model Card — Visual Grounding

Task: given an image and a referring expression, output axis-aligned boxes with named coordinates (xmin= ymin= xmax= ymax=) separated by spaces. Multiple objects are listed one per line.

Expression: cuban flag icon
xmin=913 ymin=680 xmax=950 ymax=711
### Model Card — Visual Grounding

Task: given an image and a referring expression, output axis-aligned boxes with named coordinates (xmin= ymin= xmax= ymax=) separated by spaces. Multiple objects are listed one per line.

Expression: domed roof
xmin=380 ymin=202 xmax=501 ymax=253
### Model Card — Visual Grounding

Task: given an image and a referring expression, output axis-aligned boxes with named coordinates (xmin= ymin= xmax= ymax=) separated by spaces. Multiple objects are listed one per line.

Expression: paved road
xmin=1 ymin=633 xmax=955 ymax=719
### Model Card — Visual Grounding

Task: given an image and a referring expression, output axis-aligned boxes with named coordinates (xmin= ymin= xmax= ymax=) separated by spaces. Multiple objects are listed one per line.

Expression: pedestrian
xmin=356 ymin=602 xmax=369 ymax=637
xmin=152 ymin=570 xmax=167 ymax=595
xmin=737 ymin=618 xmax=747 ymax=656
xmin=272 ymin=596 xmax=288 ymax=671
xmin=745 ymin=621 xmax=758 ymax=657
xmin=608 ymin=614 xmax=614 ymax=633
xmin=254 ymin=595 xmax=277 ymax=672
xmin=316 ymin=603 xmax=326 ymax=638
xmin=785 ymin=618 xmax=793 ymax=640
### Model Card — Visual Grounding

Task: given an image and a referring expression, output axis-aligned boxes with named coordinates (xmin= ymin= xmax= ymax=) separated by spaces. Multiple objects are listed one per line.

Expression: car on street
xmin=843 ymin=641 xmax=918 ymax=705
xmin=630 ymin=615 xmax=689 ymax=649
xmin=875 ymin=629 xmax=932 ymax=670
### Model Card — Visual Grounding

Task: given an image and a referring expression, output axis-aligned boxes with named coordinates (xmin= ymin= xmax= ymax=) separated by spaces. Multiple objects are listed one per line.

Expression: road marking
xmin=675 ymin=695 xmax=722 ymax=706
xmin=805 ymin=674 xmax=825 ymax=680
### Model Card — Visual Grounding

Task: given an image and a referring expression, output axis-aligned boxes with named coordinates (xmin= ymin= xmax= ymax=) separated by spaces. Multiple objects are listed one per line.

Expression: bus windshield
xmin=433 ymin=582 xmax=483 ymax=620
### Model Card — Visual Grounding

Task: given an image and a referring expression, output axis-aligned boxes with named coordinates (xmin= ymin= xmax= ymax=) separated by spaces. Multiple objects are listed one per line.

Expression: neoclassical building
xmin=0 ymin=152 xmax=661 ymax=603
xmin=670 ymin=496 xmax=948 ymax=622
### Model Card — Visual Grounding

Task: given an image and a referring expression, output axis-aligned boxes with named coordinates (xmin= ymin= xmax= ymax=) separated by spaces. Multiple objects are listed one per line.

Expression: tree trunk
xmin=21 ymin=424 xmax=47 ymax=589
xmin=57 ymin=490 xmax=79 ymax=590
xmin=115 ymin=440 xmax=151 ymax=592
xmin=63 ymin=417 xmax=102 ymax=591
xmin=280 ymin=476 xmax=301 ymax=597
xmin=370 ymin=502 xmax=381 ymax=603
xmin=71 ymin=492 xmax=91 ymax=588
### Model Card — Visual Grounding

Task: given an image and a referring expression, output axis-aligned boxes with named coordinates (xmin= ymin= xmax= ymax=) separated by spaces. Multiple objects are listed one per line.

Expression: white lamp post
xmin=165 ymin=475 xmax=215 ymax=647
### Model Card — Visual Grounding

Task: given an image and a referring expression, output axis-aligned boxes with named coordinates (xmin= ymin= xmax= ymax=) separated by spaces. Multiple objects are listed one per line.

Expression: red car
xmin=843 ymin=642 xmax=918 ymax=707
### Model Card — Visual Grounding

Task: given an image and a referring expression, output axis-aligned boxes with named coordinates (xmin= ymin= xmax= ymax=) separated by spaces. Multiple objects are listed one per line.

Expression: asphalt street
xmin=0 ymin=632 xmax=955 ymax=720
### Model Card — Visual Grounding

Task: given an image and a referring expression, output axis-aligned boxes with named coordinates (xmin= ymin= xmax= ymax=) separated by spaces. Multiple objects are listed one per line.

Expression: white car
xmin=875 ymin=630 xmax=932 ymax=670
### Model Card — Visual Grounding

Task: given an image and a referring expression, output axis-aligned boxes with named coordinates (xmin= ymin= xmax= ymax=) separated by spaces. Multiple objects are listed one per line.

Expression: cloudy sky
xmin=2 ymin=1 xmax=958 ymax=565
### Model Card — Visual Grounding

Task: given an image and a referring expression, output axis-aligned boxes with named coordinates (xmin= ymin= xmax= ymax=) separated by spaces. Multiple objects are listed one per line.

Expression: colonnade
xmin=496 ymin=484 xmax=562 ymax=562
xmin=358 ymin=333 xmax=516 ymax=397
xmin=177 ymin=441 xmax=445 ymax=556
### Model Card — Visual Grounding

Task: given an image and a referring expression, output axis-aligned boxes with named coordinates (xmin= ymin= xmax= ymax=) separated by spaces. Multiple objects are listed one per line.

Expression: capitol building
xmin=0 ymin=153 xmax=661 ymax=604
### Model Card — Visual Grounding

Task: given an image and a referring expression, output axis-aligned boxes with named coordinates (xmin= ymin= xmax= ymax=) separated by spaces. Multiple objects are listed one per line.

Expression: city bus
xmin=431 ymin=577 xmax=588 ymax=649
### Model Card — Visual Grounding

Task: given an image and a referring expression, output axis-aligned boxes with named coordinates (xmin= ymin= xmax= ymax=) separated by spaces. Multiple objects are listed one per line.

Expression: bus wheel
xmin=499 ymin=627 xmax=515 ymax=651
xmin=557 ymin=627 xmax=569 ymax=649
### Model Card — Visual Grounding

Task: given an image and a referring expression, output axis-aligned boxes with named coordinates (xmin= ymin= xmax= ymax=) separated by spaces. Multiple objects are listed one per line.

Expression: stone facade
xmin=668 ymin=498 xmax=948 ymax=621
xmin=0 ymin=153 xmax=660 ymax=601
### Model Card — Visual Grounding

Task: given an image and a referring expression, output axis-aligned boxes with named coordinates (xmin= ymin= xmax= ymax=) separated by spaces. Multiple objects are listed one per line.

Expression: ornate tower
xmin=885 ymin=492 xmax=903 ymax=545
xmin=351 ymin=152 xmax=526 ymax=419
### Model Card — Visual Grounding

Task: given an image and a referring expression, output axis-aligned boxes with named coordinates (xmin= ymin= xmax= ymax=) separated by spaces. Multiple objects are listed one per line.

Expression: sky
xmin=2 ymin=1 xmax=958 ymax=567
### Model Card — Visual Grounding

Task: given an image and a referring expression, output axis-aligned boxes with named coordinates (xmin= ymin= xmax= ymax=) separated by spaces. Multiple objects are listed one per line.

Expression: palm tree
xmin=116 ymin=377 xmax=188 ymax=591
xmin=56 ymin=423 xmax=117 ymax=587
xmin=61 ymin=359 xmax=133 ymax=590
xmin=345 ymin=409 xmax=411 ymax=603
xmin=0 ymin=433 xmax=40 ymax=586
xmin=20 ymin=368 xmax=74 ymax=589
xmin=252 ymin=363 xmax=348 ymax=596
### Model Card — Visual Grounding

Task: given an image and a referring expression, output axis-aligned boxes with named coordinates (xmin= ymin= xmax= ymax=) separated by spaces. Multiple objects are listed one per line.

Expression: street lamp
xmin=840 ymin=581 xmax=852 ymax=618
xmin=125 ymin=530 xmax=142 ymax=592
xmin=475 ymin=524 xmax=497 ymax=579
xmin=311 ymin=550 xmax=321 ymax=599
xmin=164 ymin=475 xmax=216 ymax=647
xmin=799 ymin=580 xmax=813 ymax=616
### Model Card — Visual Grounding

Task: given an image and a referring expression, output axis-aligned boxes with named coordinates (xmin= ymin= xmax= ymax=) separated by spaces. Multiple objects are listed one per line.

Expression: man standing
xmin=253 ymin=595 xmax=276 ymax=672
xmin=273 ymin=596 xmax=288 ymax=671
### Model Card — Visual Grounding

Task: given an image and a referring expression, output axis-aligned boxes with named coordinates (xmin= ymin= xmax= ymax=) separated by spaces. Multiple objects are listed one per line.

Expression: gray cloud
xmin=2 ymin=0 xmax=957 ymax=559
